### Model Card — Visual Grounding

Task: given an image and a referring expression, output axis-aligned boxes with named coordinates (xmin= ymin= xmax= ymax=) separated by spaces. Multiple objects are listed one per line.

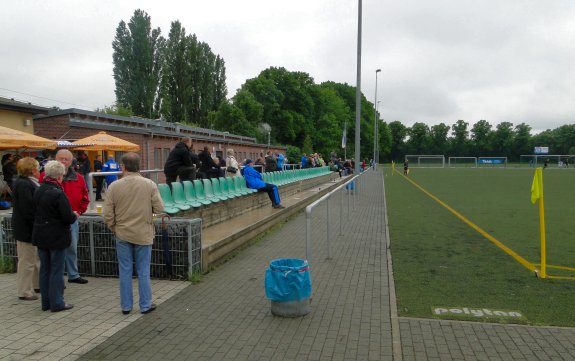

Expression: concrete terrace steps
xmin=201 ymin=173 xmax=349 ymax=270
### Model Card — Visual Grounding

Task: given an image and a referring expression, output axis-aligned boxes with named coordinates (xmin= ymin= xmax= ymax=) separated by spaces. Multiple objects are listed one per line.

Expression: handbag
xmin=226 ymin=166 xmax=238 ymax=174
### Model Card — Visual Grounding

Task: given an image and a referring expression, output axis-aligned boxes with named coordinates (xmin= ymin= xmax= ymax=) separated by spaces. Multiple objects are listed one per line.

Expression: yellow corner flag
xmin=531 ymin=168 xmax=543 ymax=204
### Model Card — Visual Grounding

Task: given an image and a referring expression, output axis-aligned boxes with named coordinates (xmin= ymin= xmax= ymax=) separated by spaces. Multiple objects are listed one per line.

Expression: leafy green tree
xmin=491 ymin=122 xmax=514 ymax=156
xmin=450 ymin=120 xmax=470 ymax=156
xmin=511 ymin=123 xmax=532 ymax=160
xmin=112 ymin=9 xmax=165 ymax=119
xmin=429 ymin=123 xmax=450 ymax=155
xmin=470 ymin=120 xmax=492 ymax=156
xmin=95 ymin=104 xmax=134 ymax=117
xmin=389 ymin=121 xmax=407 ymax=161
xmin=407 ymin=122 xmax=430 ymax=154
xmin=379 ymin=122 xmax=393 ymax=162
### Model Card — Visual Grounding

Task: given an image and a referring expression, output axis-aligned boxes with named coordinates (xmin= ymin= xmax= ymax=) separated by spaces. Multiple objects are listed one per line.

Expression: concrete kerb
xmin=381 ymin=168 xmax=403 ymax=361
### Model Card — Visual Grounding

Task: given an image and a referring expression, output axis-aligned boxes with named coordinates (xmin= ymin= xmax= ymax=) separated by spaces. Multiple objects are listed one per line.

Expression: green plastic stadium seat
xmin=210 ymin=178 xmax=231 ymax=201
xmin=182 ymin=181 xmax=203 ymax=208
xmin=230 ymin=176 xmax=249 ymax=196
xmin=218 ymin=177 xmax=238 ymax=199
xmin=157 ymin=184 xmax=182 ymax=215
xmin=166 ymin=183 xmax=191 ymax=211
xmin=192 ymin=180 xmax=214 ymax=205
xmin=237 ymin=175 xmax=258 ymax=194
xmin=202 ymin=179 xmax=223 ymax=203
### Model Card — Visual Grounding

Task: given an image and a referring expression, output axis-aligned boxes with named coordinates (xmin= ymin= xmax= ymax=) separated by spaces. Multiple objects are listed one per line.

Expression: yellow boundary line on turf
xmin=398 ymin=172 xmax=537 ymax=273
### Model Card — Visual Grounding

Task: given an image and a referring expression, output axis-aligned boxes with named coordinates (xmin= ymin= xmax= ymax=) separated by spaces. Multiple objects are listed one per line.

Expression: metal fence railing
xmin=0 ymin=214 xmax=202 ymax=279
xmin=305 ymin=167 xmax=373 ymax=264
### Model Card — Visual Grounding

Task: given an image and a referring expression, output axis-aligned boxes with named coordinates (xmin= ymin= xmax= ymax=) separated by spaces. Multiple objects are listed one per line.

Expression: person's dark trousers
xmin=165 ymin=173 xmax=178 ymax=191
xmin=95 ymin=176 xmax=104 ymax=200
xmin=257 ymin=183 xmax=280 ymax=206
xmin=38 ymin=247 xmax=66 ymax=311
xmin=177 ymin=166 xmax=196 ymax=182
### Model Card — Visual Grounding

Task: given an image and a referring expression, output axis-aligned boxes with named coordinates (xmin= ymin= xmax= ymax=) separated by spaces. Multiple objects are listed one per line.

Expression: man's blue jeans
xmin=38 ymin=247 xmax=66 ymax=311
xmin=115 ymin=238 xmax=153 ymax=313
xmin=65 ymin=220 xmax=80 ymax=281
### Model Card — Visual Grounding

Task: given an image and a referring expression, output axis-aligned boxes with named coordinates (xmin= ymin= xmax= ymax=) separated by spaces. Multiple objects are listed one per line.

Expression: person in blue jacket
xmin=243 ymin=159 xmax=285 ymax=209
xmin=276 ymin=153 xmax=285 ymax=170
xmin=102 ymin=155 xmax=120 ymax=186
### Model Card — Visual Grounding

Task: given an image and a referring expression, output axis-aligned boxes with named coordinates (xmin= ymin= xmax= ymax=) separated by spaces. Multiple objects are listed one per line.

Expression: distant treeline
xmin=109 ymin=10 xmax=574 ymax=163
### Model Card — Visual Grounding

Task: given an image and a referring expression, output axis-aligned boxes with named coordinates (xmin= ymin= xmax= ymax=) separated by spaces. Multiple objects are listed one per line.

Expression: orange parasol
xmin=0 ymin=125 xmax=56 ymax=150
xmin=71 ymin=131 xmax=140 ymax=152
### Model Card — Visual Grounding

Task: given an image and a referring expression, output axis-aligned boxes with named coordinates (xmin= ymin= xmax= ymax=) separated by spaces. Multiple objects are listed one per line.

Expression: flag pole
xmin=537 ymin=169 xmax=547 ymax=278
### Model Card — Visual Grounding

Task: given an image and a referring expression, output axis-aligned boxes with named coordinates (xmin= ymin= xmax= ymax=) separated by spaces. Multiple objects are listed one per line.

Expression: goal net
xmin=405 ymin=155 xmax=445 ymax=168
xmin=448 ymin=157 xmax=477 ymax=168
xmin=520 ymin=155 xmax=575 ymax=169
xmin=477 ymin=157 xmax=507 ymax=168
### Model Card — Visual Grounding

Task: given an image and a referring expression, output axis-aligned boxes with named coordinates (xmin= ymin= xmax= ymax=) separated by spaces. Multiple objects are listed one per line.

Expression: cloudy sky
xmin=1 ymin=0 xmax=574 ymax=133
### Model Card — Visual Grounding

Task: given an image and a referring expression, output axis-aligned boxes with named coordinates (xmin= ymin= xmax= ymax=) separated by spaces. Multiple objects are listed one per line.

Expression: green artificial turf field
xmin=384 ymin=166 xmax=575 ymax=326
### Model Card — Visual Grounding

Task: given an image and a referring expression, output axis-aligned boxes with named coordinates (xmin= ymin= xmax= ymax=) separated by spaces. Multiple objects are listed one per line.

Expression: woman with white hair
xmin=225 ymin=148 xmax=240 ymax=177
xmin=32 ymin=160 xmax=77 ymax=312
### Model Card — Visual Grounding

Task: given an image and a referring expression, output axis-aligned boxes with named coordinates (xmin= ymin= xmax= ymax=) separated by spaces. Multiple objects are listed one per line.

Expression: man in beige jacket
xmin=103 ymin=153 xmax=164 ymax=315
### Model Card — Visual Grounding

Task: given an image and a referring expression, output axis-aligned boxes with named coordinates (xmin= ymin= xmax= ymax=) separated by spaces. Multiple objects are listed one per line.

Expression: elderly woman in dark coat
xmin=12 ymin=157 xmax=41 ymax=301
xmin=33 ymin=160 xmax=77 ymax=312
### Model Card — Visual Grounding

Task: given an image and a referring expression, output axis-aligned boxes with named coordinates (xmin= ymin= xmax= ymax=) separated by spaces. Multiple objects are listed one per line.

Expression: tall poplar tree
xmin=112 ymin=9 xmax=164 ymax=119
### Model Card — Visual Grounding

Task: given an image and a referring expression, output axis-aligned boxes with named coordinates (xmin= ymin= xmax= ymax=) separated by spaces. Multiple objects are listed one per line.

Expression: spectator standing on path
xmin=33 ymin=160 xmax=77 ymax=312
xmin=103 ymin=153 xmax=164 ymax=315
xmin=42 ymin=149 xmax=90 ymax=284
xmin=243 ymin=159 xmax=284 ymax=209
xmin=164 ymin=138 xmax=198 ymax=186
xmin=102 ymin=155 xmax=119 ymax=186
xmin=225 ymin=149 xmax=240 ymax=177
xmin=12 ymin=157 xmax=41 ymax=301
xmin=93 ymin=155 xmax=104 ymax=201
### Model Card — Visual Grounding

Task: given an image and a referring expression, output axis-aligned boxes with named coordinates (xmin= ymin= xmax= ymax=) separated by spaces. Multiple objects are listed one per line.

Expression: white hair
xmin=44 ymin=160 xmax=66 ymax=179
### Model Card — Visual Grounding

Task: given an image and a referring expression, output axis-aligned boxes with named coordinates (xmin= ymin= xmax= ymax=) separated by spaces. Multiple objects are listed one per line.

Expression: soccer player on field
xmin=403 ymin=160 xmax=409 ymax=175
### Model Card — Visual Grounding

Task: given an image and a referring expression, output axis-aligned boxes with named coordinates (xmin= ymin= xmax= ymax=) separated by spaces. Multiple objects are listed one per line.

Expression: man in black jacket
xmin=93 ymin=155 xmax=104 ymax=201
xmin=198 ymin=146 xmax=218 ymax=179
xmin=164 ymin=138 xmax=198 ymax=186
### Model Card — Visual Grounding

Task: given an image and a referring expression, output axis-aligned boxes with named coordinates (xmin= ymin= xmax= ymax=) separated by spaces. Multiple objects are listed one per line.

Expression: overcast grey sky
xmin=1 ymin=0 xmax=574 ymax=133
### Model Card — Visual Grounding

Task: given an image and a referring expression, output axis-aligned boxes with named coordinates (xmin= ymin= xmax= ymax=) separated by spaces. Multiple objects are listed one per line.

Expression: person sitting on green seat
xmin=242 ymin=159 xmax=284 ymax=209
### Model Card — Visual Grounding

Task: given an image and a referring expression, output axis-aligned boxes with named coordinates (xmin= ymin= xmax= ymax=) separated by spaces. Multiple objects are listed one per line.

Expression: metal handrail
xmin=86 ymin=169 xmax=163 ymax=211
xmin=305 ymin=166 xmax=373 ymax=264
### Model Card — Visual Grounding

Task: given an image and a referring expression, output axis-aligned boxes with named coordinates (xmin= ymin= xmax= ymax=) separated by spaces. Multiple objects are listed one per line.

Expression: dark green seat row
xmin=158 ymin=166 xmax=332 ymax=215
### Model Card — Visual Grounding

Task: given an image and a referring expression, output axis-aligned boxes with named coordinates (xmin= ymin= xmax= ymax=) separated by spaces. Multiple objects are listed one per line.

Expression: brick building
xmin=33 ymin=109 xmax=286 ymax=180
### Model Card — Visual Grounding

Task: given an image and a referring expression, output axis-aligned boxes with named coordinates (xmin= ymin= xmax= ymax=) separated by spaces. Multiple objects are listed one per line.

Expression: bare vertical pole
xmin=89 ymin=218 xmax=96 ymax=276
xmin=326 ymin=197 xmax=331 ymax=259
xmin=374 ymin=69 xmax=381 ymax=170
xmin=306 ymin=210 xmax=312 ymax=263
xmin=354 ymin=0 xmax=363 ymax=175
xmin=339 ymin=187 xmax=343 ymax=236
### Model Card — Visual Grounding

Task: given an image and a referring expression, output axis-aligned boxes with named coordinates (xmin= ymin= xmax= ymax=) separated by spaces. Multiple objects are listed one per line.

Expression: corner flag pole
xmin=531 ymin=167 xmax=547 ymax=278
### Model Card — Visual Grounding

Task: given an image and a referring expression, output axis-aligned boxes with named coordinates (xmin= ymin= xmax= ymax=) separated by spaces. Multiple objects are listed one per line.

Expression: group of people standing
xmin=12 ymin=149 xmax=163 ymax=315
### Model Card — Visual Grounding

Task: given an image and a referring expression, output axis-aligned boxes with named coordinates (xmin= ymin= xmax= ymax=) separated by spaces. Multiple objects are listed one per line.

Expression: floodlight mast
xmin=373 ymin=69 xmax=381 ymax=170
xmin=354 ymin=0 xmax=363 ymax=175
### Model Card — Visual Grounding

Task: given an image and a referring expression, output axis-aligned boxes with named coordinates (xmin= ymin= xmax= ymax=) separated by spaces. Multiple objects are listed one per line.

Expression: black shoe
xmin=96 ymin=198 xmax=103 ymax=201
xmin=19 ymin=295 xmax=39 ymax=301
xmin=122 ymin=309 xmax=131 ymax=315
xmin=52 ymin=304 xmax=74 ymax=312
xmin=68 ymin=277 xmax=88 ymax=284
xmin=141 ymin=304 xmax=156 ymax=314
xmin=34 ymin=288 xmax=40 ymax=293
xmin=273 ymin=204 xmax=285 ymax=209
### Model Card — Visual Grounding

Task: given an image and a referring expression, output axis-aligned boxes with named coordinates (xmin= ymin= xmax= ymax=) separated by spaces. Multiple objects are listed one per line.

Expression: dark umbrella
xmin=161 ymin=215 xmax=173 ymax=278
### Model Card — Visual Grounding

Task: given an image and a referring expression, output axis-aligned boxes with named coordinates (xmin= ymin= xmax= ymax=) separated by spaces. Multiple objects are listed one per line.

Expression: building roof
xmin=0 ymin=96 xmax=50 ymax=114
xmin=34 ymin=108 xmax=284 ymax=149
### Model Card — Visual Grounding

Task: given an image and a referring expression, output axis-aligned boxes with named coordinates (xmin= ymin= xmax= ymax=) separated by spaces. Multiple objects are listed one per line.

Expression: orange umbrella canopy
xmin=72 ymin=131 xmax=140 ymax=151
xmin=0 ymin=125 xmax=56 ymax=150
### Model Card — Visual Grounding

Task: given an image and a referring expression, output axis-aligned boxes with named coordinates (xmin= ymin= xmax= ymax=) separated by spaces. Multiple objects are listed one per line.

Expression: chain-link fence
xmin=0 ymin=215 xmax=202 ymax=279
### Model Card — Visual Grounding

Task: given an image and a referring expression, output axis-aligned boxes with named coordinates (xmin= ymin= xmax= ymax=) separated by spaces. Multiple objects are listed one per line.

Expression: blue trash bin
xmin=265 ymin=258 xmax=312 ymax=317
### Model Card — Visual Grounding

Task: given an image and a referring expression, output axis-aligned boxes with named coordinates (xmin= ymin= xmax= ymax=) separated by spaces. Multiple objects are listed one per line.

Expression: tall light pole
xmin=354 ymin=0 xmax=363 ymax=175
xmin=373 ymin=69 xmax=381 ymax=169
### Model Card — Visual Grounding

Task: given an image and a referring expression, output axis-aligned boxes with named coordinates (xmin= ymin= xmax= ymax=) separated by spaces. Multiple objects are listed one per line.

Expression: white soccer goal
xmin=405 ymin=155 xmax=445 ymax=168
xmin=520 ymin=154 xmax=575 ymax=169
xmin=448 ymin=157 xmax=477 ymax=168
xmin=478 ymin=157 xmax=507 ymax=168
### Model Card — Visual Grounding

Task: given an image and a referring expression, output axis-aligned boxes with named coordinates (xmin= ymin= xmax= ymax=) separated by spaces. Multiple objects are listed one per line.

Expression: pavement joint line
xmin=399 ymin=316 xmax=575 ymax=331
